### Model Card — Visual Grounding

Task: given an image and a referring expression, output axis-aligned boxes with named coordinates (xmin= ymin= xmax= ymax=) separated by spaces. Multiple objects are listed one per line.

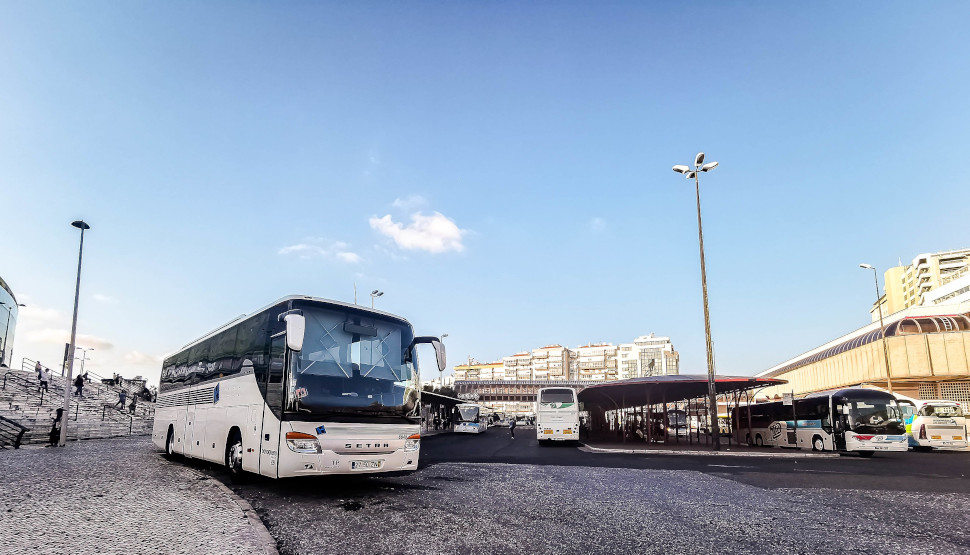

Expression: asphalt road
xmin=193 ymin=431 xmax=970 ymax=554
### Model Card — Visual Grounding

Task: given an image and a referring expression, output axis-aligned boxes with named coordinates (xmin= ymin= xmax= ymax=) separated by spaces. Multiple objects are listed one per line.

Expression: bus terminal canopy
xmin=578 ymin=374 xmax=787 ymax=410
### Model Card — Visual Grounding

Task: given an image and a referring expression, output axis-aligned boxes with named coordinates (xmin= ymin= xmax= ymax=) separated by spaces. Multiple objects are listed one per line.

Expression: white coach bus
xmin=732 ymin=388 xmax=907 ymax=456
xmin=152 ymin=296 xmax=445 ymax=479
xmin=536 ymin=387 xmax=580 ymax=444
xmin=454 ymin=403 xmax=487 ymax=434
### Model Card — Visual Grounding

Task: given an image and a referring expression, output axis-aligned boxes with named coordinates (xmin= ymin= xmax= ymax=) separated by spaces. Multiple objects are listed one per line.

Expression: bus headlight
xmin=285 ymin=432 xmax=322 ymax=454
xmin=404 ymin=433 xmax=421 ymax=452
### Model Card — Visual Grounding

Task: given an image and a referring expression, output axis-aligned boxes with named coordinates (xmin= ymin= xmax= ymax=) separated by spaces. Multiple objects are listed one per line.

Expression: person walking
xmin=509 ymin=417 xmax=516 ymax=439
xmin=128 ymin=395 xmax=137 ymax=415
xmin=114 ymin=388 xmax=127 ymax=410
xmin=48 ymin=408 xmax=63 ymax=447
xmin=37 ymin=365 xmax=49 ymax=393
xmin=74 ymin=374 xmax=84 ymax=397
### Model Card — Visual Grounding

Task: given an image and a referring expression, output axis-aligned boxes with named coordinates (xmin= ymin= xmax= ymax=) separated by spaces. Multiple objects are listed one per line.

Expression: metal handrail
xmin=0 ymin=414 xmax=29 ymax=449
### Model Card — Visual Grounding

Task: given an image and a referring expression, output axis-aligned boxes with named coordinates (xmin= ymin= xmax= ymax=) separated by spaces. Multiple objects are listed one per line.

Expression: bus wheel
xmin=812 ymin=435 xmax=824 ymax=452
xmin=225 ymin=431 xmax=245 ymax=482
xmin=165 ymin=427 xmax=176 ymax=458
xmin=755 ymin=434 xmax=764 ymax=447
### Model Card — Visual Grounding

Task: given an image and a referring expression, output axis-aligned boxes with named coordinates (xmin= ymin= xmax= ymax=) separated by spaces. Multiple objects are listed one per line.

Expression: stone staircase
xmin=0 ymin=367 xmax=155 ymax=447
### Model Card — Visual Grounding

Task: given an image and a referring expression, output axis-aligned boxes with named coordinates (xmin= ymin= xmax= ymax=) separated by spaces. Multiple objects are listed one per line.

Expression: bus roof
xmin=174 ymin=295 xmax=413 ymax=354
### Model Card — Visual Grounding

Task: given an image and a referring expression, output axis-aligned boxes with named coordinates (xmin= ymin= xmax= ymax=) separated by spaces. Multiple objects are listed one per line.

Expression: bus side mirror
xmin=281 ymin=312 xmax=305 ymax=352
xmin=408 ymin=336 xmax=447 ymax=372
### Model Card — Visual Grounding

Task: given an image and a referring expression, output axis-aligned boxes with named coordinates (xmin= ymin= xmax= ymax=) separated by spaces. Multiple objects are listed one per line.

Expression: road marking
xmin=707 ymin=464 xmax=753 ymax=468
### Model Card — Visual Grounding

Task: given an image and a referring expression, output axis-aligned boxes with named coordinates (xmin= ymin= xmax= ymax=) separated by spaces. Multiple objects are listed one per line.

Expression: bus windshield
xmin=457 ymin=405 xmax=480 ymax=422
xmin=844 ymin=400 xmax=904 ymax=435
xmin=920 ymin=404 xmax=963 ymax=418
xmin=286 ymin=305 xmax=418 ymax=418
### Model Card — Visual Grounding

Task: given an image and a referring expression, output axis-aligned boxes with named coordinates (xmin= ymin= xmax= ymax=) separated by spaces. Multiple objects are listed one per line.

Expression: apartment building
xmin=456 ymin=335 xmax=680 ymax=384
xmin=871 ymin=248 xmax=970 ymax=321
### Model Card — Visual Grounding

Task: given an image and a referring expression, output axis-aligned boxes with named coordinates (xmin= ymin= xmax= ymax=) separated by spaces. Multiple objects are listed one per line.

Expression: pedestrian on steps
xmin=509 ymin=417 xmax=516 ymax=439
xmin=37 ymin=364 xmax=49 ymax=393
xmin=114 ymin=388 xmax=127 ymax=410
xmin=74 ymin=374 xmax=84 ymax=397
xmin=128 ymin=395 xmax=137 ymax=415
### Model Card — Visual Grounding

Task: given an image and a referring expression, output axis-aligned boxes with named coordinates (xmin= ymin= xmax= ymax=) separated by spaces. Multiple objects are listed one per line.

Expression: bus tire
xmin=225 ymin=429 xmax=246 ymax=482
xmin=755 ymin=434 xmax=764 ymax=447
xmin=812 ymin=435 xmax=824 ymax=452
xmin=164 ymin=426 xmax=176 ymax=458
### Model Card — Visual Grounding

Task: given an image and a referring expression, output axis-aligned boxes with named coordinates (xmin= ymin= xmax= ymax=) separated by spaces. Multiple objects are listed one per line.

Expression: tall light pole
xmin=370 ymin=290 xmax=383 ymax=308
xmin=673 ymin=152 xmax=721 ymax=451
xmin=0 ymin=301 xmax=26 ymax=367
xmin=60 ymin=220 xmax=91 ymax=447
xmin=860 ymin=263 xmax=893 ymax=393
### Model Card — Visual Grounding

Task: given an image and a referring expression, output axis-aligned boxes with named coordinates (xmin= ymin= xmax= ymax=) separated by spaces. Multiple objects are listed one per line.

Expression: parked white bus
xmin=454 ymin=403 xmax=487 ymax=434
xmin=152 ymin=296 xmax=445 ymax=479
xmin=536 ymin=387 xmax=579 ymax=444
xmin=898 ymin=399 xmax=967 ymax=450
xmin=732 ymin=388 xmax=907 ymax=456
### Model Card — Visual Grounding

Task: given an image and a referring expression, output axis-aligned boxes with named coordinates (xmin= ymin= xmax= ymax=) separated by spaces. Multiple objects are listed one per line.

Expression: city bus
xmin=535 ymin=387 xmax=579 ymax=444
xmin=453 ymin=403 xmax=487 ymax=434
xmin=152 ymin=296 xmax=445 ymax=479
xmin=898 ymin=399 xmax=967 ymax=450
xmin=731 ymin=388 xmax=907 ymax=456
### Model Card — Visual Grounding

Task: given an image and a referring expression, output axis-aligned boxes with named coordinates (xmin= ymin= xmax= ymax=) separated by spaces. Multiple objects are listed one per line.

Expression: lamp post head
xmin=695 ymin=152 xmax=705 ymax=167
xmin=370 ymin=290 xmax=383 ymax=297
xmin=859 ymin=263 xmax=874 ymax=270
xmin=71 ymin=220 xmax=91 ymax=230
xmin=700 ymin=161 xmax=719 ymax=172
xmin=685 ymin=171 xmax=697 ymax=179
xmin=672 ymin=165 xmax=690 ymax=174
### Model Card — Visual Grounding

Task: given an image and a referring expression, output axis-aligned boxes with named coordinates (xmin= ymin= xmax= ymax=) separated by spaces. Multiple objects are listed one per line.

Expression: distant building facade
xmin=871 ymin=248 xmax=970 ymax=321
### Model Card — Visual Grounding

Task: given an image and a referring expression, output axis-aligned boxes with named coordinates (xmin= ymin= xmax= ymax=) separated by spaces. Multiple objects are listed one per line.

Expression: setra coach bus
xmin=152 ymin=296 xmax=445 ymax=479
xmin=732 ymin=388 xmax=907 ymax=456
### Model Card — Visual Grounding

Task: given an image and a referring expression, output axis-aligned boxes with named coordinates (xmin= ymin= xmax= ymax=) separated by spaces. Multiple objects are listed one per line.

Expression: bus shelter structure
xmin=419 ymin=390 xmax=467 ymax=433
xmin=578 ymin=375 xmax=786 ymax=450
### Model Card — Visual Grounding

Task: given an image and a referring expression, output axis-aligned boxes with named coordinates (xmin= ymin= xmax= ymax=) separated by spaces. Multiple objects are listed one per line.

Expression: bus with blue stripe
xmin=732 ymin=388 xmax=907 ymax=456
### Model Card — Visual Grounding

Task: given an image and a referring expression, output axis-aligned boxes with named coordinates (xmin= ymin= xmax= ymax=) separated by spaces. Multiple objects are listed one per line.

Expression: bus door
xmin=259 ymin=334 xmax=286 ymax=477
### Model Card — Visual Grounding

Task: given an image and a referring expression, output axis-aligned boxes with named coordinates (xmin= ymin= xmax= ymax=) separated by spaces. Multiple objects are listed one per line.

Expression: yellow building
xmin=759 ymin=300 xmax=970 ymax=404
xmin=452 ymin=361 xmax=504 ymax=382
xmin=871 ymin=249 xmax=970 ymax=321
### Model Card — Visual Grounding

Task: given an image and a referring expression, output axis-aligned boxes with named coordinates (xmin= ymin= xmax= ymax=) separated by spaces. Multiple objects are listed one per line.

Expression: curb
xmin=185 ymin=468 xmax=280 ymax=555
xmin=578 ymin=443 xmax=841 ymax=459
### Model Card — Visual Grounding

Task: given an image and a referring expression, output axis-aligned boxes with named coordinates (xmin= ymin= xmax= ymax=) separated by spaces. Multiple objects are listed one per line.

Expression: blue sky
xmin=2 ymin=2 xmax=969 ymax=384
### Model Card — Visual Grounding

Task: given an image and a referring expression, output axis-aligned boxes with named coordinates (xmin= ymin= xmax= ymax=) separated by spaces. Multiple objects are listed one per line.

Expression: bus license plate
xmin=351 ymin=460 xmax=383 ymax=470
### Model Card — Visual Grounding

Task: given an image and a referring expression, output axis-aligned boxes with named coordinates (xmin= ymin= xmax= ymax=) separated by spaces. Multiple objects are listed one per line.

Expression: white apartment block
xmin=871 ymin=248 xmax=970 ymax=321
xmin=459 ymin=334 xmax=680 ymax=384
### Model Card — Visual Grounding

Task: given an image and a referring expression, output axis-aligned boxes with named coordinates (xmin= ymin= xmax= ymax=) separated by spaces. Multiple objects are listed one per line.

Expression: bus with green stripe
xmin=536 ymin=387 xmax=580 ymax=444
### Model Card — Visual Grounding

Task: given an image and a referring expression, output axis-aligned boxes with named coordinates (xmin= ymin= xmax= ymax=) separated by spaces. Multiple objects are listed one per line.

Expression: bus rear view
xmin=536 ymin=387 xmax=579 ymax=444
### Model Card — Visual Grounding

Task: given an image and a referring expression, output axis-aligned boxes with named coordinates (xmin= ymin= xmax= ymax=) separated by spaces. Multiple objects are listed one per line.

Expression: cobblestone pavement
xmin=216 ymin=461 xmax=970 ymax=555
xmin=0 ymin=437 xmax=274 ymax=555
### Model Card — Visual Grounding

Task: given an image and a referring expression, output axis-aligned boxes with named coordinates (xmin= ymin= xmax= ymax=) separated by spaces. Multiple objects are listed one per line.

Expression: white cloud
xmin=278 ymin=239 xmax=362 ymax=263
xmin=392 ymin=195 xmax=428 ymax=211
xmin=25 ymin=328 xmax=114 ymax=350
xmin=18 ymin=306 xmax=65 ymax=325
xmin=588 ymin=217 xmax=606 ymax=232
xmin=93 ymin=293 xmax=116 ymax=303
xmin=123 ymin=351 xmax=164 ymax=365
xmin=369 ymin=211 xmax=466 ymax=253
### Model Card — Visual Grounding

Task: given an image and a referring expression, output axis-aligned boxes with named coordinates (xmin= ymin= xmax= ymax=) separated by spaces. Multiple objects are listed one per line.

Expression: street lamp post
xmin=370 ymin=290 xmax=384 ymax=308
xmin=60 ymin=220 xmax=91 ymax=447
xmin=673 ymin=152 xmax=721 ymax=451
xmin=0 ymin=301 xmax=26 ymax=367
xmin=860 ymin=263 xmax=893 ymax=393
xmin=75 ymin=347 xmax=94 ymax=376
